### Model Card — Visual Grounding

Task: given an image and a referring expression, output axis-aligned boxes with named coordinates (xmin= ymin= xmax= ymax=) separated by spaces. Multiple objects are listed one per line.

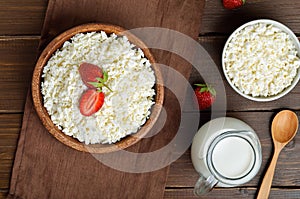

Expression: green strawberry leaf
xmin=195 ymin=83 xmax=216 ymax=96
xmin=200 ymin=87 xmax=208 ymax=93
xmin=194 ymin=83 xmax=207 ymax=87
xmin=88 ymin=82 xmax=103 ymax=88
xmin=103 ymin=71 xmax=108 ymax=82
xmin=88 ymin=70 xmax=113 ymax=92
xmin=209 ymin=87 xmax=216 ymax=96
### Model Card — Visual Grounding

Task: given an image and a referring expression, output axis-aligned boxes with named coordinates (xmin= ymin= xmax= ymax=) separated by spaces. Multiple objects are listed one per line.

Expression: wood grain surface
xmin=0 ymin=0 xmax=47 ymax=35
xmin=1 ymin=0 xmax=300 ymax=198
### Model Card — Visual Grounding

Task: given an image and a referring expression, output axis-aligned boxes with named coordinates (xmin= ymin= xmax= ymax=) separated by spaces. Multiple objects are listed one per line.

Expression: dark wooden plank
xmin=164 ymin=187 xmax=300 ymax=199
xmin=0 ymin=0 xmax=47 ymax=35
xmin=0 ymin=82 xmax=30 ymax=113
xmin=164 ymin=187 xmax=256 ymax=198
xmin=0 ymin=0 xmax=299 ymax=36
xmin=166 ymin=111 xmax=300 ymax=188
xmin=0 ymin=114 xmax=20 ymax=190
xmin=0 ymin=190 xmax=8 ymax=199
xmin=0 ymin=159 xmax=13 ymax=189
xmin=0 ymin=134 xmax=19 ymax=147
xmin=0 ymin=37 xmax=39 ymax=113
xmin=0 ymin=114 xmax=21 ymax=148
xmin=0 ymin=37 xmax=39 ymax=77
xmin=1 ymin=0 xmax=300 ymax=36
xmin=2 ymin=112 xmax=300 ymax=190
xmin=0 ymin=107 xmax=300 ymax=190
xmin=0 ymin=114 xmax=22 ymax=135
xmin=1 ymin=36 xmax=300 ymax=113
xmin=201 ymin=0 xmax=300 ymax=35
xmin=0 ymin=147 xmax=16 ymax=161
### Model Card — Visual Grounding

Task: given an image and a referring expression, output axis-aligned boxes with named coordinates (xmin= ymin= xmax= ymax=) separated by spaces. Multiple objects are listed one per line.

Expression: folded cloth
xmin=8 ymin=0 xmax=205 ymax=198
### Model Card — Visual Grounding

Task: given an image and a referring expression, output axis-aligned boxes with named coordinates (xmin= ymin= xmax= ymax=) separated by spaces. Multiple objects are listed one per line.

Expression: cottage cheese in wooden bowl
xmin=222 ymin=19 xmax=300 ymax=101
xmin=32 ymin=24 xmax=164 ymax=153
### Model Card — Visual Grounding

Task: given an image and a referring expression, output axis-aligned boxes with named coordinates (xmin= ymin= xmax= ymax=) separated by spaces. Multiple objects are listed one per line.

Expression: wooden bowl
xmin=32 ymin=23 xmax=164 ymax=153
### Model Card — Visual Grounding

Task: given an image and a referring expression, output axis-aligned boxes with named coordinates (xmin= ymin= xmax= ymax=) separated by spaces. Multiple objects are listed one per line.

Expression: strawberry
xmin=194 ymin=84 xmax=216 ymax=110
xmin=79 ymin=62 xmax=103 ymax=88
xmin=222 ymin=0 xmax=245 ymax=9
xmin=78 ymin=62 xmax=112 ymax=116
xmin=79 ymin=89 xmax=105 ymax=116
xmin=79 ymin=62 xmax=112 ymax=92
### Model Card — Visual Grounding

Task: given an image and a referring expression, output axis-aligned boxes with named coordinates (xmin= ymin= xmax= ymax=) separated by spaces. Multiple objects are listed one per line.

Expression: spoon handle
xmin=257 ymin=149 xmax=281 ymax=199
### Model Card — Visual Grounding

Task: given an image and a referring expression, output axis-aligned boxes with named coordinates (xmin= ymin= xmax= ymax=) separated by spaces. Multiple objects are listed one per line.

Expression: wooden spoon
xmin=257 ymin=110 xmax=298 ymax=199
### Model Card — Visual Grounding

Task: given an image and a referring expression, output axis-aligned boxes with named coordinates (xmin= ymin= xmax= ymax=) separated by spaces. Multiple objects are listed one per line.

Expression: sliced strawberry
xmin=79 ymin=89 xmax=105 ymax=116
xmin=79 ymin=62 xmax=103 ymax=88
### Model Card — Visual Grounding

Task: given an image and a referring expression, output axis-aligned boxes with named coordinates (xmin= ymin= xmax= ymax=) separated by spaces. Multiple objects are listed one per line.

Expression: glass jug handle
xmin=194 ymin=175 xmax=218 ymax=196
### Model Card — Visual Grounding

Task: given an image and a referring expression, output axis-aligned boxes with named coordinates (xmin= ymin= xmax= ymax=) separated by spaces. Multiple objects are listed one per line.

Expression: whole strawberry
xmin=194 ymin=84 xmax=216 ymax=110
xmin=222 ymin=0 xmax=245 ymax=9
xmin=79 ymin=63 xmax=103 ymax=88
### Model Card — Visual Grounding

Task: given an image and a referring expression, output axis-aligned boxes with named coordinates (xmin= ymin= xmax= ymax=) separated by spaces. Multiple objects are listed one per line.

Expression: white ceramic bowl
xmin=222 ymin=19 xmax=300 ymax=102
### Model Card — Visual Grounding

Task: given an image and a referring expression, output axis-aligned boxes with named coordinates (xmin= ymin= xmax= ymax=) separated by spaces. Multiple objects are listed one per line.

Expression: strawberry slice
xmin=79 ymin=89 xmax=105 ymax=116
xmin=79 ymin=62 xmax=103 ymax=88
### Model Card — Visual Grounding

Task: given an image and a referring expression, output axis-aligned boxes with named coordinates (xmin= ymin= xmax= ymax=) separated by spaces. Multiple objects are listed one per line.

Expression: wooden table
xmin=1 ymin=0 xmax=300 ymax=198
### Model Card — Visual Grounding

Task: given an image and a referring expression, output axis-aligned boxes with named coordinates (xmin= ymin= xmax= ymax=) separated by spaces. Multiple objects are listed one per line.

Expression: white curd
xmin=41 ymin=32 xmax=155 ymax=144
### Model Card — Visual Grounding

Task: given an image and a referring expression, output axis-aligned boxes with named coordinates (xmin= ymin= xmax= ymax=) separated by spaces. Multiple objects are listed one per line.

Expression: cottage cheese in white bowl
xmin=222 ymin=19 xmax=300 ymax=101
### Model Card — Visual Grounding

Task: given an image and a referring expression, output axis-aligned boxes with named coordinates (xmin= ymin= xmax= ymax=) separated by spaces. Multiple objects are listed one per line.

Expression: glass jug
xmin=191 ymin=117 xmax=262 ymax=196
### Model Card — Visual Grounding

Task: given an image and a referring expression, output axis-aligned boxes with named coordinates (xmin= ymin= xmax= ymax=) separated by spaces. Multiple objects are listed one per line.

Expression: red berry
xmin=79 ymin=62 xmax=103 ymax=88
xmin=194 ymin=84 xmax=216 ymax=110
xmin=79 ymin=89 xmax=105 ymax=116
xmin=222 ymin=0 xmax=245 ymax=9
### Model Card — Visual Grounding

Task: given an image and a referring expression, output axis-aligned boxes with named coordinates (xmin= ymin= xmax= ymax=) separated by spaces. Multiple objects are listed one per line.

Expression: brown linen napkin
xmin=8 ymin=0 xmax=205 ymax=198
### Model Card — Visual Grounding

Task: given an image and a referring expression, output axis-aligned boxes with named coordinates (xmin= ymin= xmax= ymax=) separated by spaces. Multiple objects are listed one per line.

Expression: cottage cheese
xmin=41 ymin=32 xmax=156 ymax=144
xmin=223 ymin=22 xmax=300 ymax=97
